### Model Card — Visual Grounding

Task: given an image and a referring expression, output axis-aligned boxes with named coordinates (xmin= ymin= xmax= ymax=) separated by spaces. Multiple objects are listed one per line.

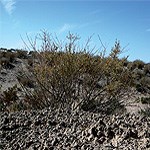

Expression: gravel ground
xmin=0 ymin=107 xmax=150 ymax=150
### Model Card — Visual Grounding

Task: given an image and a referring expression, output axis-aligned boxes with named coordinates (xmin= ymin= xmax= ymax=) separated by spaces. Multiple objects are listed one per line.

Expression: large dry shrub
xmin=19 ymin=31 xmax=133 ymax=112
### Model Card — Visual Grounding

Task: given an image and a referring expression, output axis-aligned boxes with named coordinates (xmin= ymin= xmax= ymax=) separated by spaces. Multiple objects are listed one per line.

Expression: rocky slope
xmin=0 ymin=49 xmax=150 ymax=149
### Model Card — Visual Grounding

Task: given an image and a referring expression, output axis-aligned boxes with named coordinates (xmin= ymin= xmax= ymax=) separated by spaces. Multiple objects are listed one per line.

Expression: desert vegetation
xmin=0 ymin=31 xmax=150 ymax=115
xmin=1 ymin=31 xmax=150 ymax=150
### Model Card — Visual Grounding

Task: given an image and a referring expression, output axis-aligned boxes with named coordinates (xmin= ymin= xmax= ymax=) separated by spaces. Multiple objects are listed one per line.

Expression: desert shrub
xmin=121 ymin=58 xmax=129 ymax=67
xmin=0 ymin=57 xmax=10 ymax=67
xmin=17 ymin=74 xmax=35 ymax=88
xmin=27 ymin=58 xmax=34 ymax=66
xmin=0 ymin=50 xmax=16 ymax=62
xmin=127 ymin=62 xmax=135 ymax=71
xmin=18 ymin=31 xmax=133 ymax=112
xmin=135 ymin=76 xmax=150 ymax=93
xmin=0 ymin=57 xmax=15 ymax=69
xmin=5 ymin=51 xmax=16 ymax=62
xmin=16 ymin=49 xmax=28 ymax=59
xmin=0 ymin=50 xmax=17 ymax=69
xmin=133 ymin=68 xmax=145 ymax=80
xmin=127 ymin=60 xmax=145 ymax=71
xmin=0 ymin=85 xmax=18 ymax=111
xmin=144 ymin=63 xmax=150 ymax=75
xmin=133 ymin=59 xmax=145 ymax=70
xmin=2 ymin=85 xmax=18 ymax=104
xmin=140 ymin=77 xmax=150 ymax=91
xmin=6 ymin=101 xmax=27 ymax=112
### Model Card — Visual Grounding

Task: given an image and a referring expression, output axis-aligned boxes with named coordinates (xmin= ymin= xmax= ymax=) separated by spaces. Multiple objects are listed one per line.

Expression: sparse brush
xmin=0 ymin=57 xmax=10 ymax=67
xmin=5 ymin=51 xmax=16 ymax=63
xmin=140 ymin=77 xmax=150 ymax=92
xmin=27 ymin=58 xmax=34 ymax=66
xmin=6 ymin=101 xmax=27 ymax=112
xmin=133 ymin=68 xmax=145 ymax=80
xmin=17 ymin=74 xmax=35 ymax=88
xmin=135 ymin=76 xmax=150 ymax=93
xmin=132 ymin=59 xmax=145 ymax=70
xmin=144 ymin=63 xmax=150 ymax=75
xmin=0 ymin=57 xmax=15 ymax=69
xmin=16 ymin=49 xmax=28 ymax=59
xmin=0 ymin=49 xmax=17 ymax=69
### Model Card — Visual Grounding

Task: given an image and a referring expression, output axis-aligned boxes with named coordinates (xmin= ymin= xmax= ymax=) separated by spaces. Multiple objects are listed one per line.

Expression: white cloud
xmin=58 ymin=23 xmax=76 ymax=33
xmin=0 ymin=0 xmax=16 ymax=15
xmin=58 ymin=21 xmax=101 ymax=34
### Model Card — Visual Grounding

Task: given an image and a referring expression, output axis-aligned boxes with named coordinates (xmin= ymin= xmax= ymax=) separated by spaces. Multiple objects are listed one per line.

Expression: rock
xmin=106 ymin=127 xmax=115 ymax=139
xmin=91 ymin=126 xmax=98 ymax=137
xmin=123 ymin=128 xmax=138 ymax=140
xmin=52 ymin=137 xmax=59 ymax=146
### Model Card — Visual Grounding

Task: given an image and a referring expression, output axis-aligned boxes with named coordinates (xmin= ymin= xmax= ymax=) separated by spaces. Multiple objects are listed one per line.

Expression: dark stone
xmin=48 ymin=120 xmax=57 ymax=126
xmin=107 ymin=127 xmax=115 ymax=139
xmin=60 ymin=121 xmax=67 ymax=127
xmin=5 ymin=135 xmax=12 ymax=141
xmin=91 ymin=127 xmax=98 ymax=137
xmin=3 ymin=117 xmax=9 ymax=124
xmin=97 ymin=131 xmax=105 ymax=138
xmin=52 ymin=137 xmax=59 ymax=146
xmin=99 ymin=120 xmax=106 ymax=131
xmin=26 ymin=140 xmax=34 ymax=148
xmin=49 ymin=147 xmax=54 ymax=150
xmin=34 ymin=120 xmax=41 ymax=126
xmin=124 ymin=128 xmax=138 ymax=140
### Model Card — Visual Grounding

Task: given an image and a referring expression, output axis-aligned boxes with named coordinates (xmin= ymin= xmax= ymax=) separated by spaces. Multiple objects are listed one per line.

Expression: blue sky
xmin=0 ymin=0 xmax=150 ymax=63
